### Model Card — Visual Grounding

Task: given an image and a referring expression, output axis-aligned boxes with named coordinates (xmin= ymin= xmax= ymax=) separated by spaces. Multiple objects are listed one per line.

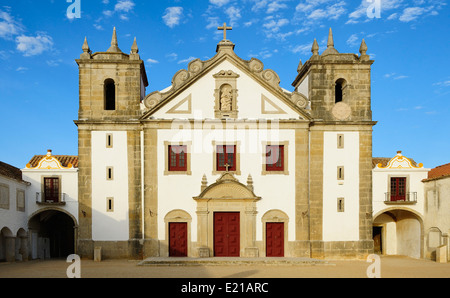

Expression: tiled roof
xmin=424 ymin=163 xmax=450 ymax=181
xmin=27 ymin=155 xmax=79 ymax=168
xmin=0 ymin=161 xmax=25 ymax=182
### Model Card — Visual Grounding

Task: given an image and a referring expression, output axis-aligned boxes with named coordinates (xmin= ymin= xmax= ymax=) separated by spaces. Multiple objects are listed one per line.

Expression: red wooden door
xmin=391 ymin=177 xmax=406 ymax=201
xmin=266 ymin=223 xmax=284 ymax=257
xmin=169 ymin=223 xmax=188 ymax=257
xmin=214 ymin=213 xmax=240 ymax=257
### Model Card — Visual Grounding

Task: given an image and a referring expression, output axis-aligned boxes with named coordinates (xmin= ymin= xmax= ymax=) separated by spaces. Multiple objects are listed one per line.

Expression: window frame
xmin=212 ymin=141 xmax=241 ymax=175
xmin=261 ymin=141 xmax=289 ymax=175
xmin=164 ymin=141 xmax=192 ymax=175
xmin=43 ymin=177 xmax=60 ymax=203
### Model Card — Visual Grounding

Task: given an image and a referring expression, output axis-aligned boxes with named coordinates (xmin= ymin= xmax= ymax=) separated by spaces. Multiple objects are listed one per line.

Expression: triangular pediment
xmin=141 ymin=42 xmax=311 ymax=121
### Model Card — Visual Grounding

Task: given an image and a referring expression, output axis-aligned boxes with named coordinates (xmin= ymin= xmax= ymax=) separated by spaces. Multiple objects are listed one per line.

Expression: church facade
xmin=75 ymin=27 xmax=376 ymax=260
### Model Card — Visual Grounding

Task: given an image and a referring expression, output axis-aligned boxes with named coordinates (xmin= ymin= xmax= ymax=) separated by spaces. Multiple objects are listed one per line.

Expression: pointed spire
xmin=107 ymin=27 xmax=122 ymax=53
xmin=297 ymin=59 xmax=303 ymax=73
xmin=359 ymin=38 xmax=368 ymax=56
xmin=82 ymin=37 xmax=90 ymax=53
xmin=311 ymin=39 xmax=319 ymax=56
xmin=131 ymin=37 xmax=139 ymax=54
xmin=247 ymin=174 xmax=254 ymax=192
xmin=322 ymin=28 xmax=339 ymax=56
xmin=80 ymin=36 xmax=91 ymax=59
xmin=327 ymin=28 xmax=334 ymax=48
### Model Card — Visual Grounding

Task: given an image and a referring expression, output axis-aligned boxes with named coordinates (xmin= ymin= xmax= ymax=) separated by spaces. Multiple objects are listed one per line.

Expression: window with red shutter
xmin=216 ymin=145 xmax=236 ymax=171
xmin=168 ymin=145 xmax=188 ymax=171
xmin=266 ymin=145 xmax=284 ymax=172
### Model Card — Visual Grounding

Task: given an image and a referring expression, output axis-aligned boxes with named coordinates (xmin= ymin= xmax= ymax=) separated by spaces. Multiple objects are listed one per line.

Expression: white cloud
xmin=178 ymin=56 xmax=196 ymax=64
xmin=209 ymin=0 xmax=231 ymax=7
xmin=146 ymin=58 xmax=159 ymax=66
xmin=263 ymin=18 xmax=289 ymax=33
xmin=115 ymin=0 xmax=135 ymax=13
xmin=399 ymin=7 xmax=426 ymax=22
xmin=15 ymin=32 xmax=53 ymax=57
xmin=290 ymin=43 xmax=313 ymax=55
xmin=0 ymin=9 xmax=23 ymax=39
xmin=225 ymin=6 xmax=241 ymax=26
xmin=346 ymin=33 xmax=359 ymax=47
xmin=163 ymin=7 xmax=184 ymax=28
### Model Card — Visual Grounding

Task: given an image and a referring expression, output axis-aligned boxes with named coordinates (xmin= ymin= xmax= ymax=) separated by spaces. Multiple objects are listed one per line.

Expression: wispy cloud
xmin=163 ymin=7 xmax=184 ymax=28
xmin=15 ymin=32 xmax=54 ymax=57
xmin=178 ymin=56 xmax=196 ymax=64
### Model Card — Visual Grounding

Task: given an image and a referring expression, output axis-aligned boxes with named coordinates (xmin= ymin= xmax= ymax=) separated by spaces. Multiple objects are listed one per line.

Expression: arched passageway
xmin=373 ymin=209 xmax=423 ymax=259
xmin=28 ymin=210 xmax=77 ymax=259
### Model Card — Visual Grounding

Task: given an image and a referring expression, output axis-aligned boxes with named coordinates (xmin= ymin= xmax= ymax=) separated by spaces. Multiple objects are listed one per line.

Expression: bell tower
xmin=76 ymin=27 xmax=148 ymax=122
xmin=293 ymin=28 xmax=373 ymax=122
xmin=75 ymin=28 xmax=148 ymax=259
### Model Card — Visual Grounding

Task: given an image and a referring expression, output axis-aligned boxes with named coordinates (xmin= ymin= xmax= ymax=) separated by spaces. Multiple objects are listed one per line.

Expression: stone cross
xmin=224 ymin=163 xmax=231 ymax=172
xmin=218 ymin=23 xmax=232 ymax=41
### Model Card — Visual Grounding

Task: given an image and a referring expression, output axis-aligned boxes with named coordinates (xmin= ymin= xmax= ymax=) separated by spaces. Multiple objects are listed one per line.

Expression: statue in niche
xmin=220 ymin=85 xmax=233 ymax=112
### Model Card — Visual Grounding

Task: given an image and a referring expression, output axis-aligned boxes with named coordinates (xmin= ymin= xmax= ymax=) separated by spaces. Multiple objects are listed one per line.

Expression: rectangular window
xmin=266 ymin=145 xmax=284 ymax=172
xmin=337 ymin=198 xmax=345 ymax=212
xmin=168 ymin=145 xmax=188 ymax=171
xmin=391 ymin=177 xmax=406 ymax=201
xmin=337 ymin=134 xmax=344 ymax=149
xmin=106 ymin=134 xmax=113 ymax=148
xmin=216 ymin=145 xmax=236 ymax=171
xmin=107 ymin=167 xmax=114 ymax=180
xmin=107 ymin=197 xmax=114 ymax=212
xmin=0 ymin=184 xmax=9 ymax=209
xmin=44 ymin=177 xmax=60 ymax=203
xmin=16 ymin=190 xmax=25 ymax=212
xmin=337 ymin=166 xmax=345 ymax=180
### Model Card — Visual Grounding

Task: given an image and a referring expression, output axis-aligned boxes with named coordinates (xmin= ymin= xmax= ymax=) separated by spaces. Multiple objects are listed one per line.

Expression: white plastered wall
xmin=91 ymin=131 xmax=129 ymax=241
xmin=157 ymin=128 xmax=296 ymax=243
xmin=322 ymin=131 xmax=360 ymax=241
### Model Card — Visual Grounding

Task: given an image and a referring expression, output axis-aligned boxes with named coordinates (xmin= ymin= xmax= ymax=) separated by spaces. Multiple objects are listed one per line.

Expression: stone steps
xmin=138 ymin=257 xmax=333 ymax=267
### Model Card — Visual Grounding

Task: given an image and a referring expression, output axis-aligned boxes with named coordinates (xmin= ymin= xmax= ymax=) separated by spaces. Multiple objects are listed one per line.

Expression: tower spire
xmin=107 ymin=27 xmax=122 ymax=53
xmin=311 ymin=39 xmax=319 ymax=56
xmin=322 ymin=28 xmax=339 ymax=56
xmin=131 ymin=37 xmax=139 ymax=54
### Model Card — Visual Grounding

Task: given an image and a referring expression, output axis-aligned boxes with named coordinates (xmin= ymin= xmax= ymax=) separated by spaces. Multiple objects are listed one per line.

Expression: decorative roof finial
xmin=297 ymin=59 xmax=303 ymax=73
xmin=107 ymin=27 xmax=122 ymax=53
xmin=80 ymin=37 xmax=91 ymax=59
xmin=327 ymin=27 xmax=334 ymax=48
xmin=311 ymin=39 xmax=319 ymax=56
xmin=322 ymin=28 xmax=339 ymax=55
xmin=131 ymin=37 xmax=139 ymax=54
xmin=82 ymin=37 xmax=90 ymax=53
xmin=359 ymin=38 xmax=368 ymax=58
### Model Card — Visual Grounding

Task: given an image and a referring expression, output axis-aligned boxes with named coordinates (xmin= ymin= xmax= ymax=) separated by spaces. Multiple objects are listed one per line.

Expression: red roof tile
xmin=27 ymin=155 xmax=79 ymax=168
xmin=0 ymin=161 xmax=25 ymax=182
xmin=425 ymin=163 xmax=450 ymax=181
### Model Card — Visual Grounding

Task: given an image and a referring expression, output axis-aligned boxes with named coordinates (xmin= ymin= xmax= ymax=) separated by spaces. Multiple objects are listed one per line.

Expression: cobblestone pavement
xmin=0 ymin=255 xmax=449 ymax=279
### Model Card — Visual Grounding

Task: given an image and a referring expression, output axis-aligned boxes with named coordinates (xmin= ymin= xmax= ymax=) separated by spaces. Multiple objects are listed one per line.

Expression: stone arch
xmin=373 ymin=207 xmax=424 ymax=259
xmin=28 ymin=208 xmax=78 ymax=259
xmin=0 ymin=227 xmax=14 ymax=262
xmin=15 ymin=228 xmax=28 ymax=261
xmin=335 ymin=78 xmax=348 ymax=103
xmin=104 ymin=78 xmax=116 ymax=110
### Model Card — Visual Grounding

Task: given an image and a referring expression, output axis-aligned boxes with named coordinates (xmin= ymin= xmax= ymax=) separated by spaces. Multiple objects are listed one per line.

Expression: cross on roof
xmin=224 ymin=163 xmax=231 ymax=172
xmin=218 ymin=22 xmax=232 ymax=41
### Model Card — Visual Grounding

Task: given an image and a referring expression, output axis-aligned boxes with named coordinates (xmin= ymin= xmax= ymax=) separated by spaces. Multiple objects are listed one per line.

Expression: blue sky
xmin=0 ymin=0 xmax=449 ymax=170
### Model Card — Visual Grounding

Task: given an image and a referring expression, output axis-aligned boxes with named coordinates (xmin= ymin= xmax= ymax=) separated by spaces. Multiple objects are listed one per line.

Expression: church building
xmin=75 ymin=26 xmax=376 ymax=260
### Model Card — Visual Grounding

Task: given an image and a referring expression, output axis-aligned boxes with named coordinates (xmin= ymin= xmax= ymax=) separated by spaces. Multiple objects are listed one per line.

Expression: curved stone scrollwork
xmin=144 ymin=91 xmax=162 ymax=109
xmin=188 ymin=59 xmax=204 ymax=74
xmin=291 ymin=91 xmax=309 ymax=109
xmin=172 ymin=69 xmax=190 ymax=88
xmin=249 ymin=58 xmax=264 ymax=73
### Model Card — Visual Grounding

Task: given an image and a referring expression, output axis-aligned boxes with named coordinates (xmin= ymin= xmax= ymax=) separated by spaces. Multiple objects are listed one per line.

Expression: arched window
xmin=335 ymin=78 xmax=347 ymax=103
xmin=104 ymin=79 xmax=116 ymax=110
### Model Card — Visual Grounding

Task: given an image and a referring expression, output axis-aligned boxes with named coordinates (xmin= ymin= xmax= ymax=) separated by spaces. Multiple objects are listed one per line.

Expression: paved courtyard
xmin=0 ymin=255 xmax=449 ymax=279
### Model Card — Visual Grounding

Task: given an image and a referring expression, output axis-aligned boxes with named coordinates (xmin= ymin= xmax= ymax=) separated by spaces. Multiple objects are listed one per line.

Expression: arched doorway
xmin=28 ymin=209 xmax=77 ymax=259
xmin=0 ymin=227 xmax=14 ymax=262
xmin=373 ymin=208 xmax=424 ymax=259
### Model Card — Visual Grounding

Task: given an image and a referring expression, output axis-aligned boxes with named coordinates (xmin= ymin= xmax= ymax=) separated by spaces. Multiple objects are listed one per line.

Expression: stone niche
xmin=213 ymin=70 xmax=240 ymax=119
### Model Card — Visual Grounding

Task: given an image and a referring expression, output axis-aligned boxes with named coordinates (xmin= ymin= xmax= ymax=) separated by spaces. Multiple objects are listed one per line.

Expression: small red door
xmin=214 ymin=213 xmax=240 ymax=257
xmin=169 ymin=223 xmax=188 ymax=257
xmin=266 ymin=223 xmax=284 ymax=257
